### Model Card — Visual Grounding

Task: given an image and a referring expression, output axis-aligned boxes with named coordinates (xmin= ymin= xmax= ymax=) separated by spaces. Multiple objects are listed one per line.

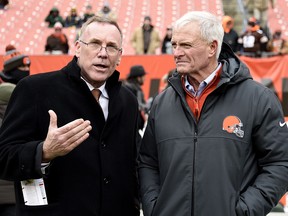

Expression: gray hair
xmin=173 ymin=11 xmax=224 ymax=59
xmin=79 ymin=16 xmax=123 ymax=42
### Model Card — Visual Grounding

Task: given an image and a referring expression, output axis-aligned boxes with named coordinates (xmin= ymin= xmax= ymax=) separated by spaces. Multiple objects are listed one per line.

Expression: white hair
xmin=173 ymin=11 xmax=224 ymax=59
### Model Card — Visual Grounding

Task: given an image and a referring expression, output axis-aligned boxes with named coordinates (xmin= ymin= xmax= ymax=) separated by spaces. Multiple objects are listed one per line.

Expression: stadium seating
xmin=0 ymin=0 xmax=288 ymax=55
xmin=0 ymin=0 xmax=225 ymax=55
xmin=3 ymin=0 xmax=287 ymax=55
xmin=268 ymin=0 xmax=288 ymax=38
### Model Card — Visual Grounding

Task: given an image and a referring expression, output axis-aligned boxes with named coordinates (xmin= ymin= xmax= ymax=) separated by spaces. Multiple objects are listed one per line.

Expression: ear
xmin=209 ymin=40 xmax=218 ymax=57
xmin=75 ymin=40 xmax=81 ymax=57
xmin=116 ymin=50 xmax=122 ymax=66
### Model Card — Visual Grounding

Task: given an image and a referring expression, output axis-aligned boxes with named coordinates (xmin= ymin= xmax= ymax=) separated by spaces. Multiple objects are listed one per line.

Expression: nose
xmin=173 ymin=46 xmax=184 ymax=57
xmin=97 ymin=46 xmax=108 ymax=57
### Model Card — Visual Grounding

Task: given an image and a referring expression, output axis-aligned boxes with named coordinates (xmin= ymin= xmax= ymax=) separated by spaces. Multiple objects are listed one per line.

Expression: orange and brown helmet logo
xmin=222 ymin=116 xmax=244 ymax=138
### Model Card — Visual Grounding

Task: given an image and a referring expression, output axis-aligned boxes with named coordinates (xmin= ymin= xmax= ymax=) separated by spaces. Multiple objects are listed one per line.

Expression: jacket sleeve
xmin=237 ymin=88 xmax=288 ymax=215
xmin=138 ymin=105 xmax=160 ymax=216
xmin=0 ymin=79 xmax=44 ymax=181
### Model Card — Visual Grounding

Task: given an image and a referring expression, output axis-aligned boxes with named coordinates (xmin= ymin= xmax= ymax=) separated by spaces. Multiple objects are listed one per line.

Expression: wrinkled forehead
xmin=82 ymin=22 xmax=122 ymax=44
xmin=173 ymin=21 xmax=199 ymax=32
xmin=172 ymin=23 xmax=201 ymax=40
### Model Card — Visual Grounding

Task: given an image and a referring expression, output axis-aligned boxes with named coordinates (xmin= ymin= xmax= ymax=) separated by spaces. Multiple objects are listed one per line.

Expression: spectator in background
xmin=45 ymin=7 xmax=65 ymax=28
xmin=160 ymin=68 xmax=175 ymax=91
xmin=45 ymin=22 xmax=69 ymax=54
xmin=267 ymin=29 xmax=288 ymax=55
xmin=161 ymin=26 xmax=173 ymax=54
xmin=65 ymin=7 xmax=81 ymax=28
xmin=244 ymin=0 xmax=275 ymax=32
xmin=131 ymin=16 xmax=161 ymax=55
xmin=238 ymin=17 xmax=269 ymax=57
xmin=0 ymin=0 xmax=9 ymax=9
xmin=222 ymin=15 xmax=239 ymax=52
xmin=0 ymin=45 xmax=30 ymax=216
xmin=96 ymin=1 xmax=117 ymax=22
xmin=123 ymin=65 xmax=152 ymax=132
xmin=81 ymin=4 xmax=95 ymax=25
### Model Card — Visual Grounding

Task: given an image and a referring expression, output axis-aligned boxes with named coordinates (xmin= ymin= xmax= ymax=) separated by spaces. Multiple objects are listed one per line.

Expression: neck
xmin=187 ymin=62 xmax=219 ymax=90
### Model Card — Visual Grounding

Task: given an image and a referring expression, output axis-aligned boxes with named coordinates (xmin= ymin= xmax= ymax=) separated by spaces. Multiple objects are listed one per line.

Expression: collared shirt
xmin=82 ymin=78 xmax=109 ymax=120
xmin=185 ymin=63 xmax=222 ymax=97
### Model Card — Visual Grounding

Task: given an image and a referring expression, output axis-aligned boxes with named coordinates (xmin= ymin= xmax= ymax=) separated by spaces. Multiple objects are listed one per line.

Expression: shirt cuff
xmin=35 ymin=142 xmax=50 ymax=175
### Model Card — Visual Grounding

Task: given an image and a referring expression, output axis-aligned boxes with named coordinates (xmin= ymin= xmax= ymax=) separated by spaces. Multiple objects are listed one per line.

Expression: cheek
xmin=195 ymin=49 xmax=209 ymax=61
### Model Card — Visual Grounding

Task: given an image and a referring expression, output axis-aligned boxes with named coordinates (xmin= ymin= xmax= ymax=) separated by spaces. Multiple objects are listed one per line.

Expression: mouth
xmin=93 ymin=63 xmax=108 ymax=70
xmin=176 ymin=61 xmax=188 ymax=65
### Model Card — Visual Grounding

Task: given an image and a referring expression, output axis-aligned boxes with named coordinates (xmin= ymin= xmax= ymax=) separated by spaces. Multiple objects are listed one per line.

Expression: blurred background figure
xmin=123 ymin=65 xmax=152 ymax=132
xmin=222 ymin=15 xmax=239 ymax=53
xmin=0 ymin=45 xmax=30 ymax=216
xmin=266 ymin=29 xmax=288 ymax=55
xmin=161 ymin=26 xmax=173 ymax=54
xmin=0 ymin=45 xmax=30 ymax=85
xmin=160 ymin=68 xmax=175 ymax=92
xmin=0 ymin=0 xmax=9 ymax=10
xmin=131 ymin=16 xmax=161 ymax=55
xmin=96 ymin=1 xmax=117 ymax=22
xmin=45 ymin=22 xmax=69 ymax=54
xmin=81 ymin=4 xmax=95 ymax=25
xmin=238 ymin=17 xmax=269 ymax=57
xmin=65 ymin=7 xmax=81 ymax=28
xmin=244 ymin=0 xmax=275 ymax=32
xmin=45 ymin=7 xmax=65 ymax=28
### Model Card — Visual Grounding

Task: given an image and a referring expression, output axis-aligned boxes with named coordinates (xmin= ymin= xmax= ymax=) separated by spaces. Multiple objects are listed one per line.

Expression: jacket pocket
xmin=236 ymin=198 xmax=249 ymax=216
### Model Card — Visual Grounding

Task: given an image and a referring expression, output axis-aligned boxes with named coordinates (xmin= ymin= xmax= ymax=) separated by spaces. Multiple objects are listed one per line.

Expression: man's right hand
xmin=42 ymin=110 xmax=92 ymax=162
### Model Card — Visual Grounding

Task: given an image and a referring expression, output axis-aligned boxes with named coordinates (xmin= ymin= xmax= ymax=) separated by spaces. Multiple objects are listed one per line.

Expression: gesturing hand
xmin=42 ymin=110 xmax=92 ymax=162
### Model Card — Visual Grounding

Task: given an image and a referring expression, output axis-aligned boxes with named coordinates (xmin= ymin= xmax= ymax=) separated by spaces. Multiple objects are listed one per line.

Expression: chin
xmin=177 ymin=68 xmax=188 ymax=74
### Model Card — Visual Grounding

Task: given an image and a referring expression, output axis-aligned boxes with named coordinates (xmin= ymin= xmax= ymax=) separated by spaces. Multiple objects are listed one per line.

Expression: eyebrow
xmin=171 ymin=40 xmax=193 ymax=45
xmin=88 ymin=38 xmax=119 ymax=47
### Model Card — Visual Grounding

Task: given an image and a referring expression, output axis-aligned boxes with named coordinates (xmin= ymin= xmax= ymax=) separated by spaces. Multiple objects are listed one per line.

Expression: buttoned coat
xmin=0 ymin=57 xmax=140 ymax=216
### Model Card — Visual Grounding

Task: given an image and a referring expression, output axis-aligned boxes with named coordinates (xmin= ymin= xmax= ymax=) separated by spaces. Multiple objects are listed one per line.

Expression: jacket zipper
xmin=192 ymin=127 xmax=198 ymax=216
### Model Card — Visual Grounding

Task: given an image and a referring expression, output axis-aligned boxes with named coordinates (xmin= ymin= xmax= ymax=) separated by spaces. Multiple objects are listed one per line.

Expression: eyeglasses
xmin=79 ymin=40 xmax=122 ymax=56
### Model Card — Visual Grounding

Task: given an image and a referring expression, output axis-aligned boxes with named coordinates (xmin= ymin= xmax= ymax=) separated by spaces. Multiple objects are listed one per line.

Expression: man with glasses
xmin=0 ymin=16 xmax=140 ymax=216
xmin=139 ymin=11 xmax=288 ymax=216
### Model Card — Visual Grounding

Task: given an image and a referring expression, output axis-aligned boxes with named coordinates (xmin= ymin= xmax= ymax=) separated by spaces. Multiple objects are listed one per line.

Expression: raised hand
xmin=42 ymin=110 xmax=92 ymax=162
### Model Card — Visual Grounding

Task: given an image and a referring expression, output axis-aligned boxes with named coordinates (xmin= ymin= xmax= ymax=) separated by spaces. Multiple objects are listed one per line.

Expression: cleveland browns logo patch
xmin=222 ymin=116 xmax=244 ymax=138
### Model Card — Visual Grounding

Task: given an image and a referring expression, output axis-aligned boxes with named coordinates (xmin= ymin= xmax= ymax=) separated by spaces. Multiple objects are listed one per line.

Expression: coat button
xmin=103 ymin=177 xmax=110 ymax=184
xmin=101 ymin=142 xmax=106 ymax=148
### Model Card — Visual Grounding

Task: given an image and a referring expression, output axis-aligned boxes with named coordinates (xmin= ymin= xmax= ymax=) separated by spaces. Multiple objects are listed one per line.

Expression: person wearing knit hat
xmin=237 ymin=16 xmax=269 ymax=57
xmin=64 ymin=7 xmax=81 ymax=28
xmin=131 ymin=15 xmax=161 ymax=54
xmin=0 ymin=46 xmax=30 ymax=84
xmin=44 ymin=7 xmax=65 ymax=28
xmin=45 ymin=22 xmax=69 ymax=54
xmin=96 ymin=1 xmax=117 ymax=22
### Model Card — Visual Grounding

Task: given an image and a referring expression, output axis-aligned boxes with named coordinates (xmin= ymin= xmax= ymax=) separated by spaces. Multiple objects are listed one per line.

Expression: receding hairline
xmin=79 ymin=16 xmax=123 ymax=40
